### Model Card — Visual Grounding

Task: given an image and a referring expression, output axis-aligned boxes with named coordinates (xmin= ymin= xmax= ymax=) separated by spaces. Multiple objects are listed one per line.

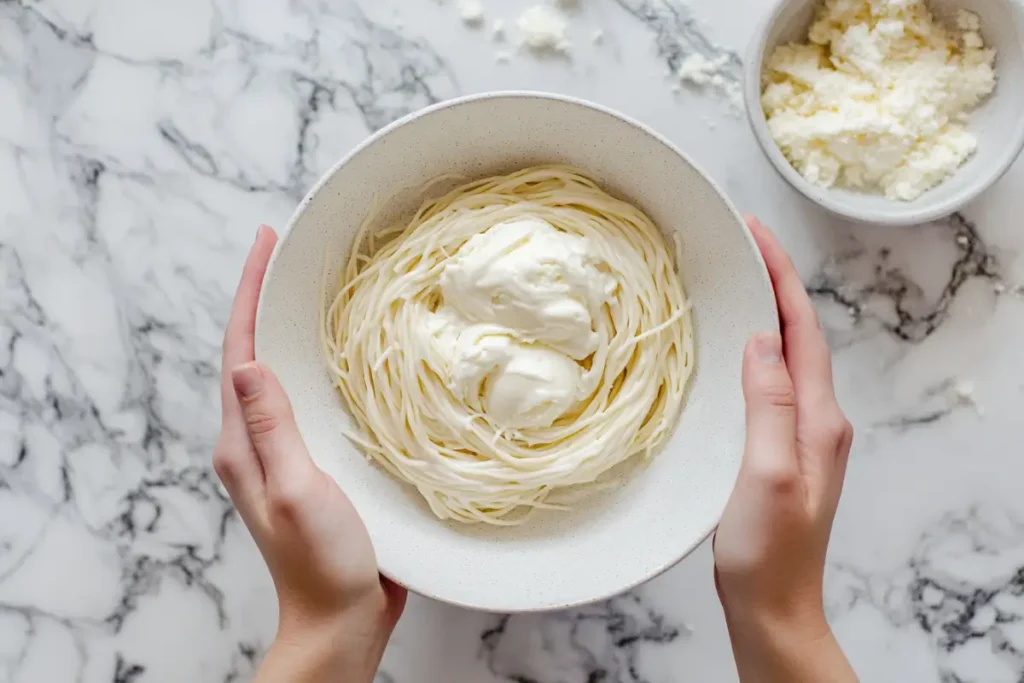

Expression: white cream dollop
xmin=440 ymin=217 xmax=614 ymax=359
xmin=425 ymin=314 xmax=582 ymax=430
xmin=424 ymin=217 xmax=615 ymax=430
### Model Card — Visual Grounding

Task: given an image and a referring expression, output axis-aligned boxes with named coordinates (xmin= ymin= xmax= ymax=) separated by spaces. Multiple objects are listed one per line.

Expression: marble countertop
xmin=3 ymin=0 xmax=1024 ymax=681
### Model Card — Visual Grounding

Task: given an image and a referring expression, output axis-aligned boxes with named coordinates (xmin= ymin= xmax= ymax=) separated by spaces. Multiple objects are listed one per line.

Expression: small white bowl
xmin=745 ymin=0 xmax=1024 ymax=226
xmin=255 ymin=92 xmax=777 ymax=612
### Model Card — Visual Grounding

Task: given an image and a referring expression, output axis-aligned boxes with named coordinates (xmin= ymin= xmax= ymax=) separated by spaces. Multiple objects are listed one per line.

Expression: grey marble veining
xmin=479 ymin=593 xmax=687 ymax=682
xmin=3 ymin=1 xmax=1024 ymax=682
xmin=810 ymin=213 xmax=1002 ymax=344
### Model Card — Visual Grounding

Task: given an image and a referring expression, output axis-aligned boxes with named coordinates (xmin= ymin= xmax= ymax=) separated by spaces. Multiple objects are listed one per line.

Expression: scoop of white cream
xmin=425 ymin=315 xmax=582 ymax=429
xmin=440 ymin=217 xmax=615 ymax=360
xmin=423 ymin=217 xmax=614 ymax=430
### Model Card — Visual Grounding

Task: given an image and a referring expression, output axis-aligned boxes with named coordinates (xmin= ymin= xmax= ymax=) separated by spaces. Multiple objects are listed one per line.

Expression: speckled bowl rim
xmin=257 ymin=90 xmax=776 ymax=612
xmin=744 ymin=0 xmax=1024 ymax=227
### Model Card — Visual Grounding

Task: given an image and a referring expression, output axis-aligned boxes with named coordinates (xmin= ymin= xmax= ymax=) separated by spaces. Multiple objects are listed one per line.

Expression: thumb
xmin=741 ymin=332 xmax=798 ymax=478
xmin=232 ymin=361 xmax=311 ymax=479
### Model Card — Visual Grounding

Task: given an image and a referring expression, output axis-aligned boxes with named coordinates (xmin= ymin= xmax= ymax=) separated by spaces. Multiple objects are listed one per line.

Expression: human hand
xmin=215 ymin=226 xmax=406 ymax=683
xmin=714 ymin=218 xmax=855 ymax=681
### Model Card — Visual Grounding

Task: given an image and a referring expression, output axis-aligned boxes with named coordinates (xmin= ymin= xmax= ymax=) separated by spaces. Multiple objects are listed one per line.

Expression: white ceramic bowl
xmin=745 ymin=0 xmax=1024 ymax=226
xmin=255 ymin=92 xmax=777 ymax=612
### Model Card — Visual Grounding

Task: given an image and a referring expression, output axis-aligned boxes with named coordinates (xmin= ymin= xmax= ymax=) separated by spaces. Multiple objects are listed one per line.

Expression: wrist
xmin=258 ymin=610 xmax=389 ymax=683
xmin=718 ymin=583 xmax=830 ymax=648
xmin=716 ymin=569 xmax=827 ymax=637
xmin=723 ymin=602 xmax=831 ymax=648
xmin=722 ymin=609 xmax=854 ymax=683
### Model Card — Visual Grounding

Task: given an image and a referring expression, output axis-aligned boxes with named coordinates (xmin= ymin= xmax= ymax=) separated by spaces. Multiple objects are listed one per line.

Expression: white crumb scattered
xmin=704 ymin=116 xmax=717 ymax=131
xmin=676 ymin=52 xmax=744 ymax=111
xmin=956 ymin=234 xmax=970 ymax=247
xmin=847 ymin=306 xmax=858 ymax=317
xmin=677 ymin=53 xmax=726 ymax=86
xmin=518 ymin=5 xmax=571 ymax=53
xmin=591 ymin=29 xmax=604 ymax=45
xmin=492 ymin=19 xmax=506 ymax=41
xmin=670 ymin=84 xmax=681 ymax=94
xmin=458 ymin=0 xmax=485 ymax=26
xmin=993 ymin=281 xmax=1007 ymax=295
xmin=954 ymin=380 xmax=975 ymax=401
xmin=953 ymin=379 xmax=984 ymax=416
xmin=494 ymin=50 xmax=512 ymax=64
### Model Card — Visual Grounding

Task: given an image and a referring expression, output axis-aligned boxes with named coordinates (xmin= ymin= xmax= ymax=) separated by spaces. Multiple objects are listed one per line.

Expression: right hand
xmin=714 ymin=218 xmax=854 ymax=644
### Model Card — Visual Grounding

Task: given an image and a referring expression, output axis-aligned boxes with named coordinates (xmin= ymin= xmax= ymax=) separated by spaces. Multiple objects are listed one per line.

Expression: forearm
xmin=723 ymin=608 xmax=858 ymax=683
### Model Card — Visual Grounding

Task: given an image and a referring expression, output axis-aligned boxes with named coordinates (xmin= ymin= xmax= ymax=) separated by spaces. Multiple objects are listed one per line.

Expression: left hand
xmin=215 ymin=225 xmax=406 ymax=683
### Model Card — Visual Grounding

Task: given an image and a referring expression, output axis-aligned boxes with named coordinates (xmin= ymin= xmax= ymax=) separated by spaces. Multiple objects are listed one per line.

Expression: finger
xmin=216 ymin=227 xmax=279 ymax=511
xmin=740 ymin=332 xmax=799 ymax=489
xmin=217 ymin=226 xmax=279 ymax=506
xmin=221 ymin=225 xmax=279 ymax=427
xmin=232 ymin=361 xmax=315 ymax=482
xmin=745 ymin=217 xmax=835 ymax=407
xmin=224 ymin=225 xmax=279 ymax=370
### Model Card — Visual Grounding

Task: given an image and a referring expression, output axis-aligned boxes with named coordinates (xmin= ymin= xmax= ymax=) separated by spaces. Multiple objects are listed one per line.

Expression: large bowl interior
xmin=745 ymin=0 xmax=1024 ymax=226
xmin=255 ymin=93 xmax=777 ymax=612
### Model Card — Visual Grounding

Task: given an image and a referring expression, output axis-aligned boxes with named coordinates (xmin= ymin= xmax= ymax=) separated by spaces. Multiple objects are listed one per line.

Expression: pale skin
xmin=215 ymin=218 xmax=857 ymax=683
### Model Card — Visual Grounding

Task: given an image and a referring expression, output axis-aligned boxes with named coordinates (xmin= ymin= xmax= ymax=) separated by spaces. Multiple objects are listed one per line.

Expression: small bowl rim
xmin=258 ymin=90 xmax=776 ymax=612
xmin=743 ymin=0 xmax=1024 ymax=227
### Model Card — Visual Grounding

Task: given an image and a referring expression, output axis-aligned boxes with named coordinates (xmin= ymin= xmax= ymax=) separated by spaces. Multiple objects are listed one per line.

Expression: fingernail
xmin=232 ymin=362 xmax=264 ymax=398
xmin=254 ymin=225 xmax=266 ymax=243
xmin=755 ymin=332 xmax=783 ymax=364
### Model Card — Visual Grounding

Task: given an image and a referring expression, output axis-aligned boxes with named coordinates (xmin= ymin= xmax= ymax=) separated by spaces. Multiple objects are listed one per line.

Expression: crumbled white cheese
xmin=954 ymin=380 xmax=975 ymax=401
xmin=762 ymin=0 xmax=997 ymax=201
xmin=953 ymin=379 xmax=984 ymax=416
xmin=458 ymin=0 xmax=485 ymax=26
xmin=677 ymin=53 xmax=724 ymax=85
xmin=495 ymin=50 xmax=512 ymax=64
xmin=518 ymin=5 xmax=570 ymax=53
xmin=957 ymin=9 xmax=981 ymax=31
xmin=591 ymin=29 xmax=604 ymax=45
xmin=962 ymin=32 xmax=984 ymax=50
xmin=957 ymin=10 xmax=984 ymax=49
xmin=492 ymin=19 xmax=506 ymax=41
xmin=676 ymin=53 xmax=744 ymax=111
